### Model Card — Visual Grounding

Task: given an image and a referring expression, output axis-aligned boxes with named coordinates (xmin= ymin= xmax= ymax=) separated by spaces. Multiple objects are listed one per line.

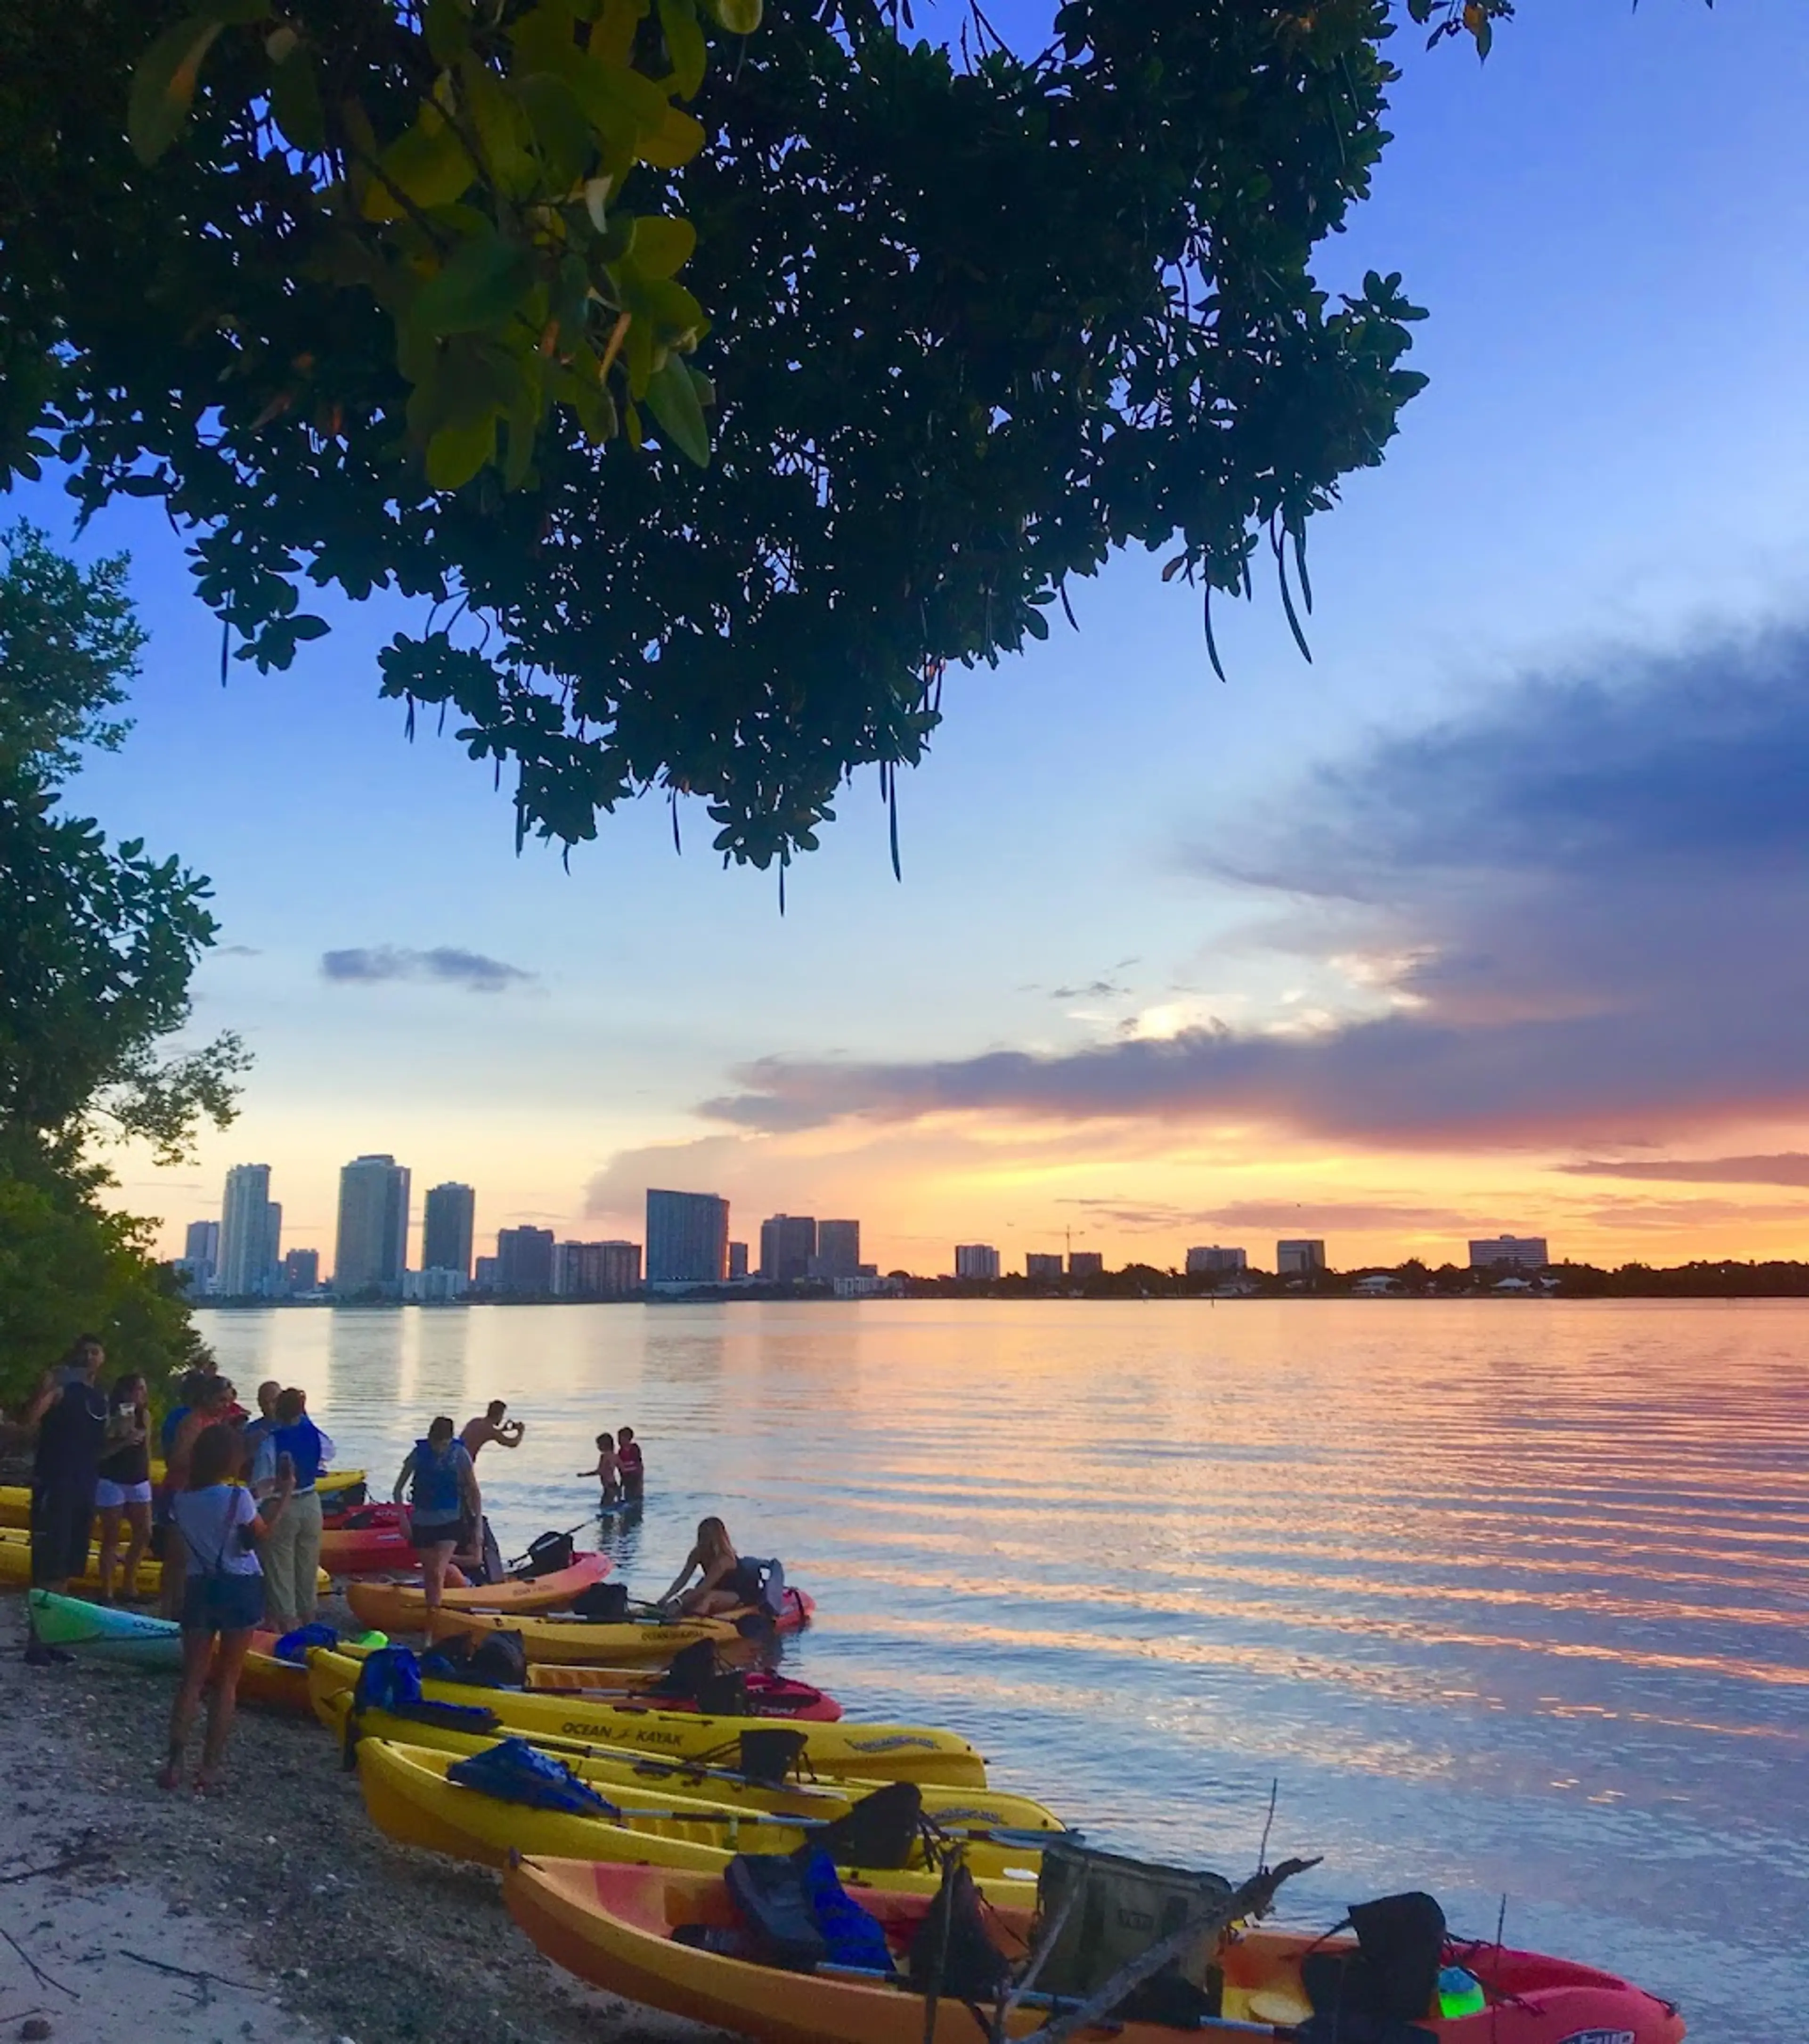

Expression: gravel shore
xmin=0 ymin=1594 xmax=721 ymax=2044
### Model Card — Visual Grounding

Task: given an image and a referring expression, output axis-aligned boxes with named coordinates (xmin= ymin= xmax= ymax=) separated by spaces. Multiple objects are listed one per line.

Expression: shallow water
xmin=196 ymin=1296 xmax=1809 ymax=2043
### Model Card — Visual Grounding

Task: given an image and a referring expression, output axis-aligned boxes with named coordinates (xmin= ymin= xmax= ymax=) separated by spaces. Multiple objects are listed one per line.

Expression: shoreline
xmin=0 ymin=1594 xmax=718 ymax=2044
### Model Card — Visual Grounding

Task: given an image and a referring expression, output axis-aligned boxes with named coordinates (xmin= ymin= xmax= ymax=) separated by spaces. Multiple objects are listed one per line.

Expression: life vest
xmin=409 ymin=1440 xmax=461 ymax=1515
xmin=271 ymin=1417 xmax=325 ymax=1491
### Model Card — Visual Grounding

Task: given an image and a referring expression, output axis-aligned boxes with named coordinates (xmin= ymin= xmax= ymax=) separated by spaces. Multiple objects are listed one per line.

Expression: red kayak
xmin=524 ymin=1663 xmax=842 ymax=1721
xmin=320 ymin=1504 xmax=417 ymax=1577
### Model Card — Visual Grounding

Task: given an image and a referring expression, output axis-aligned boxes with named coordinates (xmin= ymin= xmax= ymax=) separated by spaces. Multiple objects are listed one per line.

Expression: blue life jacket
xmin=409 ymin=1439 xmax=461 ymax=1515
xmin=272 ymin=1416 xmax=325 ymax=1490
xmin=794 ymin=1848 xmax=896 ymax=1973
xmin=447 ymin=1737 xmax=616 ymax=1816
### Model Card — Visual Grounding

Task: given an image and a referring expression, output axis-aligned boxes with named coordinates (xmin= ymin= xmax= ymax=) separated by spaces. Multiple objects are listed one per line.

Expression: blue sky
xmin=36 ymin=0 xmax=1809 ymax=1272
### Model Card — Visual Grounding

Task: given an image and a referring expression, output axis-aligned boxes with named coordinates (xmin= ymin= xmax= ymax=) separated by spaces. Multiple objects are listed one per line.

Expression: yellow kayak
xmin=305 ymin=1648 xmax=987 ymax=1786
xmin=318 ymin=1686 xmax=1066 ymax=1838
xmin=356 ymin=1739 xmax=1038 ymax=1901
xmin=344 ymin=1554 xmax=610 ymax=1627
xmin=393 ymin=1594 xmax=811 ymax=1666
xmin=2 ymin=1469 xmax=365 ymax=1531
xmin=0 ymin=1528 xmax=328 ymax=1598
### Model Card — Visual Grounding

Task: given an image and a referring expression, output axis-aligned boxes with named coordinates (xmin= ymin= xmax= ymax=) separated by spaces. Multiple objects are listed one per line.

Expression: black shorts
xmin=180 ymin=1572 xmax=264 ymax=1635
xmin=411 ymin=1518 xmax=460 ymax=1553
xmin=30 ymin=1484 xmax=94 ymax=1588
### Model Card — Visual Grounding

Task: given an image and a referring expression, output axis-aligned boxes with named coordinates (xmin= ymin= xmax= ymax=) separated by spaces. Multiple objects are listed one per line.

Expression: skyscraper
xmin=954 ymin=1244 xmax=1000 ymax=1281
xmin=264 ymin=1202 xmax=282 ymax=1284
xmin=759 ymin=1213 xmax=817 ymax=1282
xmin=553 ymin=1240 xmax=643 ymax=1299
xmin=727 ymin=1241 xmax=750 ymax=1282
xmin=334 ymin=1154 xmax=411 ymax=1295
xmin=496 ymin=1225 xmax=555 ymax=1295
xmin=645 ymin=1189 xmax=730 ymax=1287
xmin=219 ymin=1165 xmax=275 ymax=1297
xmin=282 ymin=1247 xmax=320 ymax=1293
xmin=423 ymin=1182 xmax=477 ymax=1279
xmin=813 ymin=1220 xmax=861 ymax=1280
xmin=1186 ymin=1246 xmax=1247 ymax=1275
xmin=181 ymin=1218 xmax=220 ymax=1295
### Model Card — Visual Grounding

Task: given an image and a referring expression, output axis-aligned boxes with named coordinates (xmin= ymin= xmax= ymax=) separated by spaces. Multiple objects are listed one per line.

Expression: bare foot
xmin=193 ymin=1771 xmax=225 ymax=1796
xmin=156 ymin=1760 xmax=181 ymax=1790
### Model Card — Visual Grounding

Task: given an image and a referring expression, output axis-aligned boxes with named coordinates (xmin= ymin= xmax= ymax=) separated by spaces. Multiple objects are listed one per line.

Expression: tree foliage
xmin=0 ymin=526 xmax=243 ymax=1400
xmin=0 ymin=525 xmax=250 ymax=1166
xmin=0 ymin=1 xmax=1508 ymax=870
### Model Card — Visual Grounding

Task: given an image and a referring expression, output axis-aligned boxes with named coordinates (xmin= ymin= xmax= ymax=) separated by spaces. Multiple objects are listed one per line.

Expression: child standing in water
xmin=578 ymin=1432 xmax=623 ymax=1506
xmin=616 ymin=1425 xmax=644 ymax=1493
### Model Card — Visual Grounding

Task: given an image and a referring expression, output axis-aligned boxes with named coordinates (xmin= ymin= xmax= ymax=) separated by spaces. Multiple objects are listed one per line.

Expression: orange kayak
xmin=345 ymin=1554 xmax=609 ymax=1629
xmin=503 ymin=1860 xmax=1690 ymax=2044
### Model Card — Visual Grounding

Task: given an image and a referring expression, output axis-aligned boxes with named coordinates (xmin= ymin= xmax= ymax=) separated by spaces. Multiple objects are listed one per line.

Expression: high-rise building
xmin=1186 ymin=1246 xmax=1247 ymax=1275
xmin=282 ymin=1247 xmax=320 ymax=1294
xmin=759 ymin=1213 xmax=818 ymax=1282
xmin=1469 ymin=1233 xmax=1549 ymax=1271
xmin=645 ymin=1189 xmax=730 ymax=1287
xmin=473 ymin=1254 xmax=500 ymax=1292
xmin=813 ymin=1220 xmax=861 ymax=1280
xmin=1067 ymin=1251 xmax=1104 ymax=1279
xmin=263 ymin=1201 xmax=282 ymax=1283
xmin=422 ymin=1182 xmax=477 ymax=1279
xmin=334 ymin=1154 xmax=411 ymax=1295
xmin=1025 ymin=1252 xmax=1065 ymax=1281
xmin=496 ymin=1225 xmax=556 ymax=1295
xmin=954 ymin=1244 xmax=1000 ymax=1281
xmin=727 ymin=1241 xmax=750 ymax=1282
xmin=1277 ymin=1238 xmax=1327 ymax=1276
xmin=219 ymin=1164 xmax=275 ymax=1297
xmin=180 ymin=1218 xmax=220 ymax=1295
xmin=553 ymin=1240 xmax=643 ymax=1299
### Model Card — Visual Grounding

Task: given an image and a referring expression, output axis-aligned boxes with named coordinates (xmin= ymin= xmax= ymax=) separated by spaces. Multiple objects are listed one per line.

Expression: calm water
xmin=196 ymin=1298 xmax=1809 ymax=2043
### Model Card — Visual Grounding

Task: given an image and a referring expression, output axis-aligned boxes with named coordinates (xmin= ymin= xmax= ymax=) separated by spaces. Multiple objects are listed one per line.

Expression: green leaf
xmin=367 ymin=105 xmax=475 ymax=219
xmin=658 ymin=0 xmax=708 ymax=98
xmin=704 ymin=0 xmax=762 ymax=33
xmin=643 ymin=354 xmax=709 ymax=465
xmin=628 ymin=214 xmax=696 ymax=279
xmin=269 ymin=46 xmax=326 ymax=153
xmin=425 ymin=414 xmax=497 ymax=489
xmin=411 ymin=230 xmax=534 ymax=335
xmin=128 ymin=14 xmax=227 ymax=165
xmin=639 ymin=100 xmax=705 ymax=169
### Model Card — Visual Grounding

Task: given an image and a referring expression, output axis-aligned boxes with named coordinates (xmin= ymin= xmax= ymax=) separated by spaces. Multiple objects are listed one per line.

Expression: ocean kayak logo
xmin=848 ymin=1735 xmax=941 ymax=1753
xmin=1556 ymin=2031 xmax=1635 ymax=2044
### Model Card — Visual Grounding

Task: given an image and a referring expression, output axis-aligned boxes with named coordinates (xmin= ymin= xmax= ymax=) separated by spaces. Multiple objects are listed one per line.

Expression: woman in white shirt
xmin=159 ymin=1422 xmax=292 ymax=1793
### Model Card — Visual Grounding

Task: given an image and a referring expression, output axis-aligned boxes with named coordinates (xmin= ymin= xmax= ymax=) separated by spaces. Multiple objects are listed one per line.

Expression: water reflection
xmin=196 ymin=1297 xmax=1809 ymax=2044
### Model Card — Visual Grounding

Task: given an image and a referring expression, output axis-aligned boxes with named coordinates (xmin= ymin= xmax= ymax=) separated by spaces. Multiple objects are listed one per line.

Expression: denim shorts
xmin=180 ymin=1572 xmax=265 ymax=1635
xmin=95 ymin=1477 xmax=154 ymax=1508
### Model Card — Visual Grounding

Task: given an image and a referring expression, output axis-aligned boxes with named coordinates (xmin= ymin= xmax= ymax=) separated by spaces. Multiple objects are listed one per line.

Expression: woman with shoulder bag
xmin=159 ymin=1423 xmax=292 ymax=1793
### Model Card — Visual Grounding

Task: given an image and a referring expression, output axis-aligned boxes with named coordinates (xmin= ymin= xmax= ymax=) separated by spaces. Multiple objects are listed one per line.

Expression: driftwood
xmin=1027 ymin=1856 xmax=1322 ymax=2044
xmin=119 ymin=1949 xmax=272 ymax=2002
xmin=0 ymin=1924 xmax=76 ymax=2002
xmin=0 ymin=1832 xmax=109 ymax=1888
xmin=989 ymin=1877 xmax=1081 ymax=2044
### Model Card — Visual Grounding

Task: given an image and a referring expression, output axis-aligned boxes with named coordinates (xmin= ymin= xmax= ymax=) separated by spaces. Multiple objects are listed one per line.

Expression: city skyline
xmin=63 ymin=7 xmax=1809 ymax=1281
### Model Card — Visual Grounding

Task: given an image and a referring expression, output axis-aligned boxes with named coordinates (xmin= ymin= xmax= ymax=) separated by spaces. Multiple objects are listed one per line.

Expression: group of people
xmin=19 ymin=1351 xmax=700 ymax=1788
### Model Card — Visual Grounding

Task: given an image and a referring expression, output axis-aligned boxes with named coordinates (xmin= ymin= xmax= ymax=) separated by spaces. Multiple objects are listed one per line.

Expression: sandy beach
xmin=0 ymin=1594 xmax=719 ymax=2044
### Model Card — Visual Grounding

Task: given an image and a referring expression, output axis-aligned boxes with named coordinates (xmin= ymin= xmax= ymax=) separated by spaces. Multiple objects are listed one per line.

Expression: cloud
xmin=216 ymin=944 xmax=261 ymax=957
xmin=1051 ymin=979 xmax=1127 ymax=1001
xmin=704 ymin=624 xmax=1809 ymax=1147
xmin=1560 ymin=1154 xmax=1809 ymax=1188
xmin=320 ymin=945 xmax=534 ymax=992
xmin=1051 ymin=1195 xmax=1471 ymax=1234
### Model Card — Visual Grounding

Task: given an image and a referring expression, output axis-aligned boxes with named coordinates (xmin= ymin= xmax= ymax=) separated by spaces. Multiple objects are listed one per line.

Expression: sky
xmin=32 ymin=1 xmax=1809 ymax=1276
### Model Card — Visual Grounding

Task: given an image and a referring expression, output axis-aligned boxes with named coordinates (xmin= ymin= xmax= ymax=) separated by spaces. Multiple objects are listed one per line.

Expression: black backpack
xmin=652 ymin=1639 xmax=718 ymax=1699
xmin=907 ymin=1861 xmax=1012 ymax=2003
xmin=724 ymin=1853 xmax=828 ymax=1971
xmin=573 ymin=1580 xmax=629 ymax=1621
xmin=522 ymin=1531 xmax=575 ymax=1577
xmin=429 ymin=1629 xmax=527 ymax=1688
